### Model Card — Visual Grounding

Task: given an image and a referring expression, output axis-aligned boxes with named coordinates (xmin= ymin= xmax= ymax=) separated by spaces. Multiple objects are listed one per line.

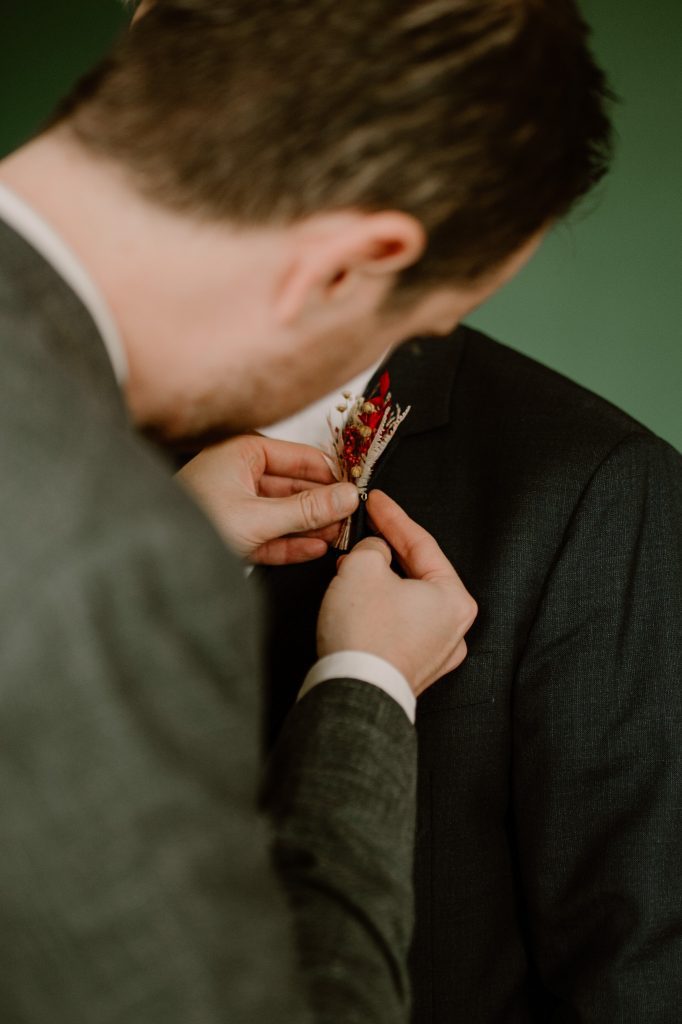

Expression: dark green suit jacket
xmin=262 ymin=329 xmax=682 ymax=1022
xmin=0 ymin=217 xmax=417 ymax=1023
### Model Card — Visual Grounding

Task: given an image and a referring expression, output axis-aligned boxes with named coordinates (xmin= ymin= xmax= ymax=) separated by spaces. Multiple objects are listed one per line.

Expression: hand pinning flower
xmin=326 ymin=372 xmax=410 ymax=550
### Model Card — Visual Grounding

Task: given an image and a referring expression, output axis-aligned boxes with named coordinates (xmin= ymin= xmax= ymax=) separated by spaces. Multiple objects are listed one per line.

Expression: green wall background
xmin=2 ymin=1 xmax=680 ymax=451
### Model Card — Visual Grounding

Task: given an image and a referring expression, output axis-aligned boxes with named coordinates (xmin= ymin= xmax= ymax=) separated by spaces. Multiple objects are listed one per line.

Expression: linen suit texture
xmin=260 ymin=328 xmax=682 ymax=1022
xmin=0 ymin=219 xmax=417 ymax=1024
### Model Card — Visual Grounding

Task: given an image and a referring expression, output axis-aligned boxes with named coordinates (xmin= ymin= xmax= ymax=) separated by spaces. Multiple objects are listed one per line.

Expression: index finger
xmin=259 ymin=437 xmax=338 ymax=485
xmin=366 ymin=490 xmax=457 ymax=582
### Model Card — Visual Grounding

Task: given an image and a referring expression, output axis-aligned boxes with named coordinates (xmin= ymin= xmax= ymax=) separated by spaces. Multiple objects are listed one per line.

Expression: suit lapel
xmin=349 ymin=329 xmax=465 ymax=536
xmin=377 ymin=329 xmax=465 ymax=440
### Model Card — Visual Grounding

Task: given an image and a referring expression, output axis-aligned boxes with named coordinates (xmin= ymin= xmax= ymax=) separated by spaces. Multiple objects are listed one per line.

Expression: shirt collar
xmin=258 ymin=361 xmax=383 ymax=449
xmin=0 ymin=182 xmax=128 ymax=385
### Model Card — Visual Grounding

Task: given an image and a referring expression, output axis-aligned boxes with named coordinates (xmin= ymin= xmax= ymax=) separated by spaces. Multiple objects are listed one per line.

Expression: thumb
xmin=259 ymin=482 xmax=359 ymax=540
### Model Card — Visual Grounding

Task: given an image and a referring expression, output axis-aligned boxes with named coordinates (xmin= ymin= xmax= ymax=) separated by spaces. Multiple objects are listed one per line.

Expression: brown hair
xmin=56 ymin=0 xmax=613 ymax=292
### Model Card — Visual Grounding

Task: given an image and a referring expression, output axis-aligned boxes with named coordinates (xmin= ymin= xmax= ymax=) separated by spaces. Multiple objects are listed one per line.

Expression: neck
xmin=0 ymin=129 xmax=283 ymax=430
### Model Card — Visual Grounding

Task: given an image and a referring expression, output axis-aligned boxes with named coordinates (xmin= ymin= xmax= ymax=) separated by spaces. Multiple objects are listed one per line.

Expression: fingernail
xmin=332 ymin=483 xmax=358 ymax=516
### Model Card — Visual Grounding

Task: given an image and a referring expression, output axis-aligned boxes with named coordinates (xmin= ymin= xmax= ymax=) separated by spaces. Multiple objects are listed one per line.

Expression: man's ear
xmin=274 ymin=211 xmax=426 ymax=326
xmin=131 ymin=0 xmax=154 ymax=23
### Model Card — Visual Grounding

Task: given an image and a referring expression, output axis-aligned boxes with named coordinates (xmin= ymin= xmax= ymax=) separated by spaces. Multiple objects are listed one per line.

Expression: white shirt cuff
xmin=297 ymin=652 xmax=416 ymax=724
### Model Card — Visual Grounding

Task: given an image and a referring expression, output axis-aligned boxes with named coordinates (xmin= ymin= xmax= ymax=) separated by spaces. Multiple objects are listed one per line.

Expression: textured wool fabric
xmin=265 ymin=680 xmax=416 ymax=1024
xmin=260 ymin=327 xmax=682 ymax=1023
xmin=0 ymin=218 xmax=417 ymax=1023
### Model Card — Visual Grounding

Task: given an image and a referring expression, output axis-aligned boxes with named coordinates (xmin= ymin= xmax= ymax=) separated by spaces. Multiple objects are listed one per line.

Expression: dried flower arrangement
xmin=326 ymin=371 xmax=410 ymax=550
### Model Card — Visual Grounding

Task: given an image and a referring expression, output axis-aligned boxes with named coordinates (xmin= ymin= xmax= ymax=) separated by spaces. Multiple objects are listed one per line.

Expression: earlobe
xmin=132 ymin=1 xmax=154 ymax=23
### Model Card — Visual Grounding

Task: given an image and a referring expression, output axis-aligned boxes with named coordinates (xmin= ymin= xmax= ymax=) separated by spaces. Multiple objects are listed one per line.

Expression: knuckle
xmin=453 ymin=639 xmax=468 ymax=669
xmin=298 ymin=488 xmax=322 ymax=531
xmin=465 ymin=596 xmax=478 ymax=627
xmin=449 ymin=589 xmax=477 ymax=630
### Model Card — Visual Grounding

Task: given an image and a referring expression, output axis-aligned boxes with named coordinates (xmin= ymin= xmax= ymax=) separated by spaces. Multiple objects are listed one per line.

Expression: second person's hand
xmin=317 ymin=490 xmax=477 ymax=696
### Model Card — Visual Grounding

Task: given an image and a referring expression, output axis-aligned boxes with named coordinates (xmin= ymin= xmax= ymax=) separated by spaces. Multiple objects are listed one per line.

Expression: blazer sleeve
xmin=263 ymin=679 xmax=417 ymax=1024
xmin=0 ymin=508 xmax=311 ymax=1024
xmin=513 ymin=432 xmax=682 ymax=1020
xmin=0 ymin=487 xmax=415 ymax=1024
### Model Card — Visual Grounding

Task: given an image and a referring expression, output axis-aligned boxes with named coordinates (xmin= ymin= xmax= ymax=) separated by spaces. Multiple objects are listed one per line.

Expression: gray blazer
xmin=262 ymin=329 xmax=682 ymax=1022
xmin=0 ymin=218 xmax=416 ymax=1023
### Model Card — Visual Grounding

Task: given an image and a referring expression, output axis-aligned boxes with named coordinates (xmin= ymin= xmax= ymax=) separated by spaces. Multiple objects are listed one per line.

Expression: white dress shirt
xmin=0 ymin=183 xmax=415 ymax=723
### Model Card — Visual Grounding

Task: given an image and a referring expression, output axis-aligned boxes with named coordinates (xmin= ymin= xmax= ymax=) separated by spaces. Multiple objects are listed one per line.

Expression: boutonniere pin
xmin=326 ymin=371 xmax=410 ymax=550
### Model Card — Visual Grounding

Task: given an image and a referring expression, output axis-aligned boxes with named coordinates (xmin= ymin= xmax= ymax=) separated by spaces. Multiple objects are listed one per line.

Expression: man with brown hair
xmin=222 ymin=3 xmax=682 ymax=1021
xmin=0 ymin=1 xmax=632 ymax=1021
xmin=262 ymin=324 xmax=682 ymax=1021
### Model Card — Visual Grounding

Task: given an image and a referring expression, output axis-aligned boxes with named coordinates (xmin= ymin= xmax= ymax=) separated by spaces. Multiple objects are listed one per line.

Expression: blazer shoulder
xmin=454 ymin=325 xmax=675 ymax=470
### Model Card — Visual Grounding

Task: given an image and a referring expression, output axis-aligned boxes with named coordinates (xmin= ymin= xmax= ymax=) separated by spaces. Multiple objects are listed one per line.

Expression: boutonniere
xmin=326 ymin=371 xmax=410 ymax=550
